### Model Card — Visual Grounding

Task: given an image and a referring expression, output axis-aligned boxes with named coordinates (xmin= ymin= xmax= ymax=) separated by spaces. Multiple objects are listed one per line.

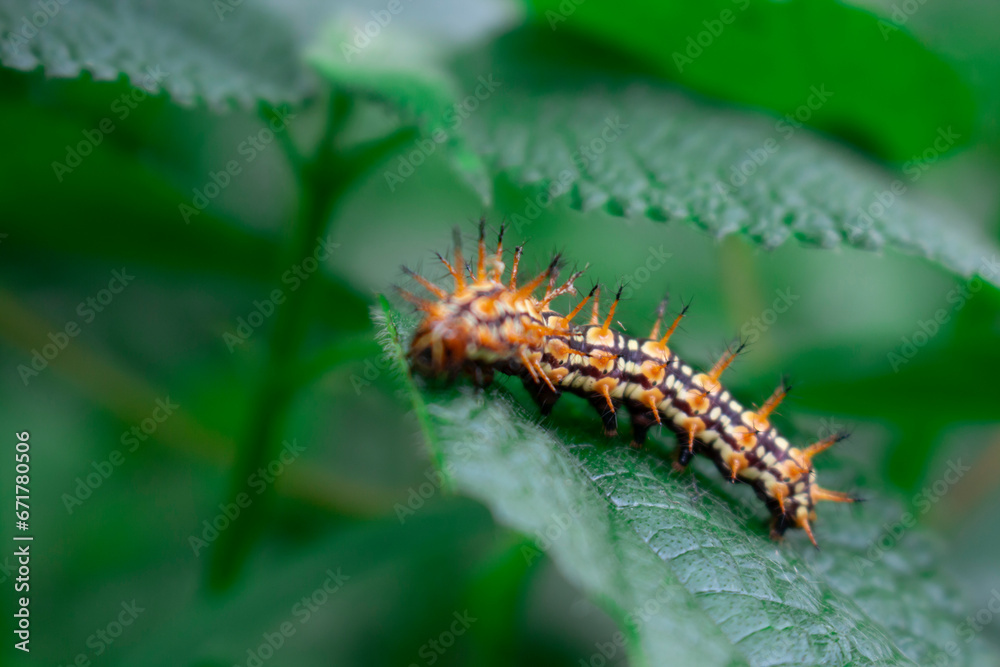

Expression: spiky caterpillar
xmin=404 ymin=223 xmax=859 ymax=546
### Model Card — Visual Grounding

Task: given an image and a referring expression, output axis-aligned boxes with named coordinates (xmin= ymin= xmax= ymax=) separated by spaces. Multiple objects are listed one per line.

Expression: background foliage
xmin=1 ymin=0 xmax=999 ymax=665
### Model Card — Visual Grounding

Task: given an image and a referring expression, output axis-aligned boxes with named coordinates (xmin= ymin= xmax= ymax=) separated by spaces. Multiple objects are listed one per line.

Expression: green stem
xmin=207 ymin=93 xmax=419 ymax=591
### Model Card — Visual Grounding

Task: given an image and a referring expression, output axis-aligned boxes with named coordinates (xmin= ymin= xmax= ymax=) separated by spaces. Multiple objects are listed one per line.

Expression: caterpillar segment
xmin=406 ymin=224 xmax=859 ymax=546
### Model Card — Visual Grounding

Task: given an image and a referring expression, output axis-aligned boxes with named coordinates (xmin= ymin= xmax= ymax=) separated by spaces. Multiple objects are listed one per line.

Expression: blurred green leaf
xmin=523 ymin=0 xmax=975 ymax=162
xmin=378 ymin=299 xmax=1000 ymax=667
xmin=860 ymin=0 xmax=1000 ymax=154
xmin=461 ymin=536 xmax=538 ymax=667
xmin=453 ymin=29 xmax=1000 ymax=288
xmin=307 ymin=17 xmax=456 ymax=130
xmin=307 ymin=18 xmax=492 ymax=201
xmin=121 ymin=501 xmax=500 ymax=667
xmin=0 ymin=0 xmax=313 ymax=109
xmin=0 ymin=91 xmax=371 ymax=332
xmin=302 ymin=23 xmax=995 ymax=288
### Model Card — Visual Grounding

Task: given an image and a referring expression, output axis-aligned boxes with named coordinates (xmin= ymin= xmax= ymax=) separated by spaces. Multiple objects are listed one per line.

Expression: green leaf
xmin=377 ymin=299 xmax=1000 ymax=667
xmin=0 ymin=94 xmax=371 ymax=332
xmin=120 ymin=502 xmax=501 ymax=667
xmin=523 ymin=0 xmax=975 ymax=162
xmin=849 ymin=0 xmax=1000 ymax=155
xmin=306 ymin=17 xmax=492 ymax=201
xmin=0 ymin=0 xmax=313 ymax=109
xmin=453 ymin=29 xmax=1000 ymax=288
xmin=307 ymin=19 xmax=456 ymax=129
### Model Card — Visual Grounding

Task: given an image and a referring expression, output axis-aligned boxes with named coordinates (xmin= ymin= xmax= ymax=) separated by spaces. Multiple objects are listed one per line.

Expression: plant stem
xmin=207 ymin=93 xmax=419 ymax=591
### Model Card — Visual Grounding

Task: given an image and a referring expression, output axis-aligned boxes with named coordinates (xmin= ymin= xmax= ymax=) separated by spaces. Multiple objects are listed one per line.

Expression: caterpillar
xmin=402 ymin=222 xmax=860 ymax=546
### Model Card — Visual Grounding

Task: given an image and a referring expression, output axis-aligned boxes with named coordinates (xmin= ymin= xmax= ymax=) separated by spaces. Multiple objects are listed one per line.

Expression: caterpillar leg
xmin=627 ymin=411 xmax=656 ymax=449
xmin=521 ymin=376 xmax=560 ymax=416
xmin=626 ymin=397 xmax=660 ymax=449
xmin=674 ymin=446 xmax=694 ymax=471
xmin=467 ymin=365 xmax=494 ymax=388
xmin=587 ymin=394 xmax=618 ymax=437
xmin=769 ymin=514 xmax=789 ymax=542
xmin=626 ymin=389 xmax=677 ymax=451
xmin=770 ymin=512 xmax=819 ymax=548
xmin=671 ymin=421 xmax=701 ymax=471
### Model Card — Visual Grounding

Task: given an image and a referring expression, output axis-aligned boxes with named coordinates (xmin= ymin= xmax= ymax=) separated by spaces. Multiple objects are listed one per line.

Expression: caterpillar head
xmin=404 ymin=225 xmax=568 ymax=379
xmin=408 ymin=306 xmax=472 ymax=377
xmin=407 ymin=281 xmax=532 ymax=378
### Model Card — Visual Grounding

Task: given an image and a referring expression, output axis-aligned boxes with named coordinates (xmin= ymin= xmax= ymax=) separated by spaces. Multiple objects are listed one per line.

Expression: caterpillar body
xmin=404 ymin=224 xmax=859 ymax=546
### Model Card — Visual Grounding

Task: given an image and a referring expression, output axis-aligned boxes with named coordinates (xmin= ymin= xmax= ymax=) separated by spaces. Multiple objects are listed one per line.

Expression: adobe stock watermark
xmin=618 ymin=246 xmax=673 ymax=300
xmin=886 ymin=254 xmax=998 ymax=372
xmin=51 ymin=66 xmax=169 ymax=182
xmin=580 ymin=584 xmax=683 ymax=667
xmin=233 ymin=568 xmax=350 ymax=667
xmin=16 ymin=268 xmax=135 ymax=386
xmin=0 ymin=555 xmax=18 ymax=587
xmin=672 ymin=0 xmax=752 ymax=73
xmin=61 ymin=396 xmax=179 ymax=514
xmin=55 ymin=600 xmax=145 ymax=667
xmin=421 ymin=114 xmax=627 ymax=245
xmin=739 ymin=287 xmax=799 ymax=344
xmin=384 ymin=75 xmax=501 ymax=192
xmin=407 ymin=610 xmax=477 ymax=667
xmin=545 ymin=0 xmax=586 ymax=30
xmin=3 ymin=0 xmax=71 ymax=56
xmin=816 ymin=416 xmax=847 ymax=440
xmin=213 ymin=0 xmax=247 ymax=20
xmin=952 ymin=590 xmax=1000 ymax=662
xmin=504 ymin=115 xmax=630 ymax=234
xmin=847 ymin=126 xmax=961 ymax=242
xmin=502 ymin=170 xmax=578 ymax=239
xmin=338 ymin=0 xmax=412 ymax=61
xmin=853 ymin=458 xmax=970 ymax=572
xmin=179 ymin=106 xmax=296 ymax=224
xmin=520 ymin=502 xmax=585 ymax=565
xmin=350 ymin=347 xmax=395 ymax=395
xmin=691 ymin=419 xmax=845 ymax=533
xmin=877 ymin=0 xmax=929 ymax=40
xmin=394 ymin=442 xmax=473 ymax=523
xmin=715 ymin=85 xmax=834 ymax=199
xmin=223 ymin=235 xmax=340 ymax=351
xmin=908 ymin=588 xmax=1000 ymax=666
xmin=188 ymin=439 xmax=306 ymax=556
